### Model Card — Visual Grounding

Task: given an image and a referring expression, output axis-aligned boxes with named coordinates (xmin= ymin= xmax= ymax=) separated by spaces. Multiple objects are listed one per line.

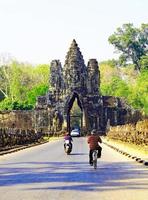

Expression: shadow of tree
xmin=0 ymin=161 xmax=148 ymax=192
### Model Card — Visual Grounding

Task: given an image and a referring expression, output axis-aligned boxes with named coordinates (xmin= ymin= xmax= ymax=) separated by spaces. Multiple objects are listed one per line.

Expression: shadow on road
xmin=70 ymin=153 xmax=87 ymax=155
xmin=0 ymin=161 xmax=148 ymax=192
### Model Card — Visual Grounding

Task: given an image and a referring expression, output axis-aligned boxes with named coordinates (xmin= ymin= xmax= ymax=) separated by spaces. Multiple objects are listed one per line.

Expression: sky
xmin=0 ymin=0 xmax=147 ymax=65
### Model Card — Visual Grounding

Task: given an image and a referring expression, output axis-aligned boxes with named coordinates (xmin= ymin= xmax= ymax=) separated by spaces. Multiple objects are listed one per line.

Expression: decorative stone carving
xmin=35 ymin=39 xmax=139 ymax=134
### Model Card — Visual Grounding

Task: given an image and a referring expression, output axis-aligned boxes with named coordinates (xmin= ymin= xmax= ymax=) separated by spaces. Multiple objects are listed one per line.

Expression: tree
xmin=108 ymin=23 xmax=148 ymax=71
xmin=26 ymin=84 xmax=49 ymax=105
xmin=99 ymin=60 xmax=120 ymax=84
xmin=127 ymin=70 xmax=148 ymax=115
xmin=101 ymin=76 xmax=130 ymax=98
xmin=0 ymin=60 xmax=50 ymax=110
xmin=139 ymin=55 xmax=148 ymax=70
xmin=0 ymin=65 xmax=11 ymax=99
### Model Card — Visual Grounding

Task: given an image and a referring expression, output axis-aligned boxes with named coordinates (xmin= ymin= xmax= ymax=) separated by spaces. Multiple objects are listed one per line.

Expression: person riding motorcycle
xmin=64 ymin=132 xmax=73 ymax=149
xmin=87 ymin=129 xmax=102 ymax=165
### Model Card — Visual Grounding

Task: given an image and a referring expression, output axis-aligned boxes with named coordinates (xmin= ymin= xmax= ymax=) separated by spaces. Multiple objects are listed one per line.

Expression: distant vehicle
xmin=70 ymin=129 xmax=80 ymax=137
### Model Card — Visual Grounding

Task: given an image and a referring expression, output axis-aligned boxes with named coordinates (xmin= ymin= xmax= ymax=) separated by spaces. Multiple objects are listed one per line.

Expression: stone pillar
xmin=67 ymin=114 xmax=70 ymax=133
xmin=82 ymin=112 xmax=86 ymax=129
xmin=114 ymin=110 xmax=117 ymax=125
xmin=62 ymin=115 xmax=67 ymax=131
xmin=82 ymin=109 xmax=87 ymax=129
xmin=105 ymin=108 xmax=108 ymax=121
xmin=97 ymin=117 xmax=100 ymax=130
xmin=106 ymin=119 xmax=110 ymax=132
xmin=80 ymin=114 xmax=83 ymax=130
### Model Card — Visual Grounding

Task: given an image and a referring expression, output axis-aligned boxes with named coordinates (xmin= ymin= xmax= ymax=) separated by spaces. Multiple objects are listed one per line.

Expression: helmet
xmin=91 ymin=129 xmax=97 ymax=135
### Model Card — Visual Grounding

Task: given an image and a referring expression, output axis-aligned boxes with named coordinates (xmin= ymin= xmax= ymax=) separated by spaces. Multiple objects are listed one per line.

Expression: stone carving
xmin=50 ymin=60 xmax=64 ymax=93
xmin=87 ymin=59 xmax=100 ymax=94
xmin=53 ymin=110 xmax=63 ymax=131
xmin=35 ymin=39 xmax=140 ymax=134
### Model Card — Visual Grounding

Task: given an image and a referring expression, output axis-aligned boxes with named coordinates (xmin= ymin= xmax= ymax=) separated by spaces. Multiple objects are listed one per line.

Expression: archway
xmin=70 ymin=101 xmax=82 ymax=132
xmin=66 ymin=92 xmax=83 ymax=133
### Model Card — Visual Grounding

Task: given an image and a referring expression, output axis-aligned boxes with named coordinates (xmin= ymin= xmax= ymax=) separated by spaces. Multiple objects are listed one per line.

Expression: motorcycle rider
xmin=87 ymin=129 xmax=102 ymax=165
xmin=64 ymin=132 xmax=73 ymax=149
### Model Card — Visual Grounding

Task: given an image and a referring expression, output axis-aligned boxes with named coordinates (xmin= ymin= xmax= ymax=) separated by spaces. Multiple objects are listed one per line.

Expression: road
xmin=0 ymin=137 xmax=148 ymax=200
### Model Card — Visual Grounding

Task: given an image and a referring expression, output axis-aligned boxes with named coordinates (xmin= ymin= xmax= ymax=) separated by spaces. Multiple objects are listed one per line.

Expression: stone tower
xmin=49 ymin=60 xmax=64 ymax=101
xmin=87 ymin=59 xmax=100 ymax=95
xmin=63 ymin=39 xmax=87 ymax=95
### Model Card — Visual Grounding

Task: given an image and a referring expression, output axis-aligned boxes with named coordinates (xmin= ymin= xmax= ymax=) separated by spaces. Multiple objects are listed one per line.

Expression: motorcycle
xmin=64 ymin=140 xmax=72 ymax=155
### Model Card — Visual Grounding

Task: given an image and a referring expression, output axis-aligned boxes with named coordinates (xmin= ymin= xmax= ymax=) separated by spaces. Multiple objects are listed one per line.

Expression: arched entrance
xmin=65 ymin=92 xmax=84 ymax=133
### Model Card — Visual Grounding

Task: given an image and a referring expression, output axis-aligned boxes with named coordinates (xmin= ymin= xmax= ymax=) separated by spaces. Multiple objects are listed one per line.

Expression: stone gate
xmin=36 ymin=39 xmax=136 ymax=134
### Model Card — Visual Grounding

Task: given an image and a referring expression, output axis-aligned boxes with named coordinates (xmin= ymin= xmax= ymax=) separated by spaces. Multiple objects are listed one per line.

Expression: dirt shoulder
xmin=102 ymin=137 xmax=148 ymax=165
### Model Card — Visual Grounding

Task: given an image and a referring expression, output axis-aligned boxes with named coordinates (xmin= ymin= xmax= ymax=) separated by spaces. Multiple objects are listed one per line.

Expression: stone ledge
xmin=103 ymin=139 xmax=148 ymax=167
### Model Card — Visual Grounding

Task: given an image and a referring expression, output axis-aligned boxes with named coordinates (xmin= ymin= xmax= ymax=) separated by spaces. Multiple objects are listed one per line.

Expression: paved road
xmin=0 ymin=137 xmax=148 ymax=200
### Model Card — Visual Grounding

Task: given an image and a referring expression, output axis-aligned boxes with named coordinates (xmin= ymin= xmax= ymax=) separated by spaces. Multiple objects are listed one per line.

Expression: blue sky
xmin=0 ymin=0 xmax=147 ymax=65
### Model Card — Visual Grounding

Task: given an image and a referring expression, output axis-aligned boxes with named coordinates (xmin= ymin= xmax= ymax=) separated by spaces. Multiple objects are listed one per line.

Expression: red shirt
xmin=87 ymin=135 xmax=102 ymax=150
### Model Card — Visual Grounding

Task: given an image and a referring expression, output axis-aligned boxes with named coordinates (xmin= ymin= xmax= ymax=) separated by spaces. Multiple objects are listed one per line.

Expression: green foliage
xmin=0 ymin=61 xmax=50 ymax=110
xmin=108 ymin=23 xmax=148 ymax=70
xmin=99 ymin=61 xmax=120 ymax=84
xmin=127 ymin=70 xmax=148 ymax=114
xmin=100 ymin=61 xmax=148 ymax=115
xmin=99 ymin=59 xmax=118 ymax=67
xmin=101 ymin=76 xmax=129 ymax=98
xmin=9 ymin=61 xmax=23 ymax=101
xmin=0 ymin=98 xmax=13 ymax=110
xmin=26 ymin=84 xmax=49 ymax=105
xmin=139 ymin=55 xmax=148 ymax=70
xmin=0 ymin=98 xmax=33 ymax=110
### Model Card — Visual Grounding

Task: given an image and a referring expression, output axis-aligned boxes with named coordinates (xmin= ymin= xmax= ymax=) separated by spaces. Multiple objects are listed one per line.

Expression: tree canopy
xmin=108 ymin=23 xmax=148 ymax=70
xmin=0 ymin=61 xmax=49 ymax=110
xmin=100 ymin=60 xmax=148 ymax=115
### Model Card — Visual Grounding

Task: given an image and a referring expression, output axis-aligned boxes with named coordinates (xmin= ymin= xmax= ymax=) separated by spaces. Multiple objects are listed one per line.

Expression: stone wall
xmin=0 ymin=111 xmax=35 ymax=129
xmin=107 ymin=119 xmax=148 ymax=145
xmin=0 ymin=107 xmax=64 ymax=131
xmin=0 ymin=128 xmax=43 ymax=149
xmin=0 ymin=110 xmax=45 ymax=149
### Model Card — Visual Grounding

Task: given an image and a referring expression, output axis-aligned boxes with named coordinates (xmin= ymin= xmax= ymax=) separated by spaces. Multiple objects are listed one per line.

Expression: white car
xmin=70 ymin=129 xmax=80 ymax=137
